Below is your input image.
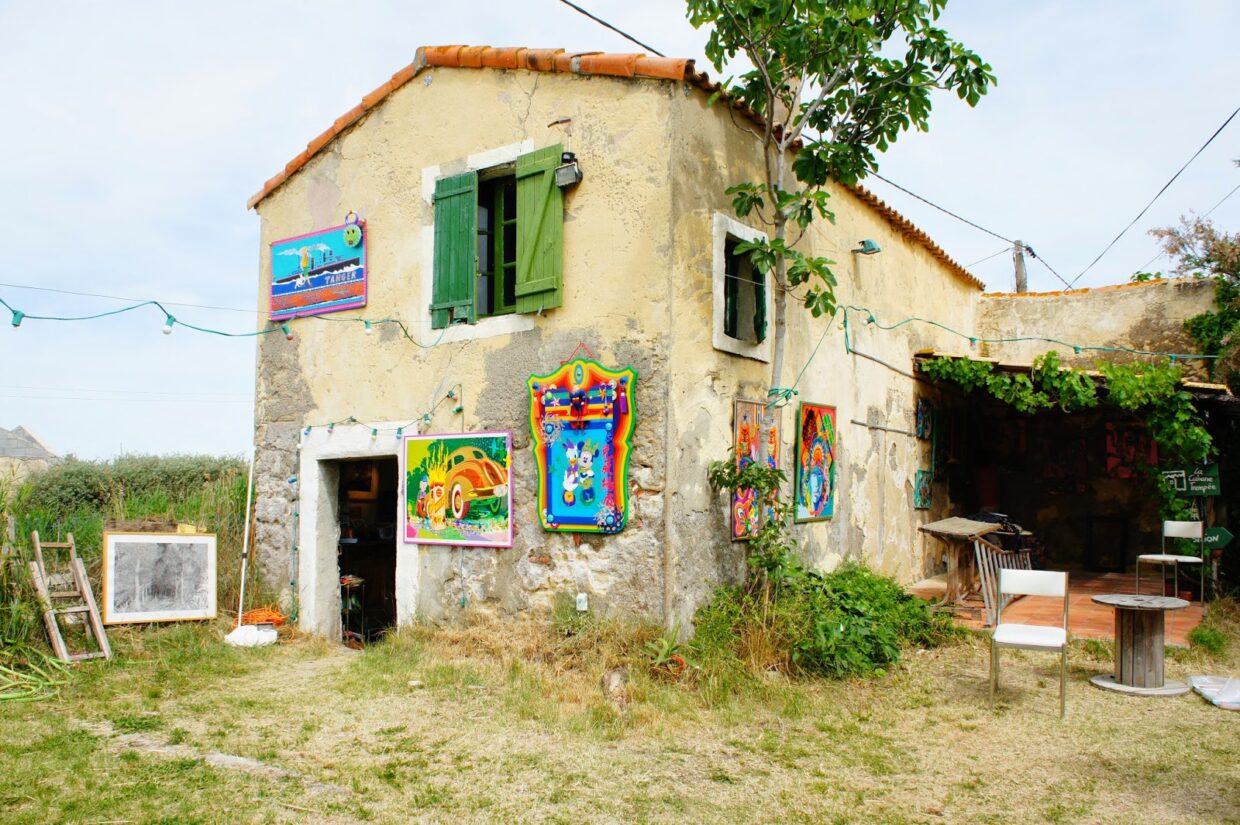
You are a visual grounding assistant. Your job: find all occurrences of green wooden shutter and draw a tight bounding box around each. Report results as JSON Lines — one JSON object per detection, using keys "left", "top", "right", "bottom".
{"left": 430, "top": 171, "right": 477, "bottom": 329}
{"left": 753, "top": 267, "right": 767, "bottom": 343}
{"left": 723, "top": 247, "right": 739, "bottom": 339}
{"left": 515, "top": 144, "right": 564, "bottom": 314}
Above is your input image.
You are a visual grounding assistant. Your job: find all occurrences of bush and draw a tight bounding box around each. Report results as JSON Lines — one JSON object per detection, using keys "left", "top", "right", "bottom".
{"left": 1187, "top": 625, "right": 1228, "bottom": 656}
{"left": 8, "top": 454, "right": 256, "bottom": 618}
{"left": 692, "top": 562, "right": 957, "bottom": 681}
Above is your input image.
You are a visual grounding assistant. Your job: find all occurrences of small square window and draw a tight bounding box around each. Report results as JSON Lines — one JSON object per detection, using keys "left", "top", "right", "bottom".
{"left": 723, "top": 237, "right": 766, "bottom": 345}
{"left": 712, "top": 213, "right": 772, "bottom": 362}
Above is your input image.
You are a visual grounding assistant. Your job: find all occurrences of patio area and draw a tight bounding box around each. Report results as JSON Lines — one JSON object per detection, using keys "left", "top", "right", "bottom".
{"left": 911, "top": 570, "right": 1205, "bottom": 646}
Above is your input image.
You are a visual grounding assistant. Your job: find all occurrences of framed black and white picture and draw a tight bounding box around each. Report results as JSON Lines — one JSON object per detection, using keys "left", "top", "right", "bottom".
{"left": 102, "top": 532, "right": 217, "bottom": 624}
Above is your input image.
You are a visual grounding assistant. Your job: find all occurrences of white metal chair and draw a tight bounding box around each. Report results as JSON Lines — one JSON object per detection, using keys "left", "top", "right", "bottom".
{"left": 1136, "top": 520, "right": 1204, "bottom": 602}
{"left": 990, "top": 568, "right": 1069, "bottom": 718}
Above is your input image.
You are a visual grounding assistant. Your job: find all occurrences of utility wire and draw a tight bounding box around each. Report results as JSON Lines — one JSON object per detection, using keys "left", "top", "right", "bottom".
{"left": 1072, "top": 103, "right": 1240, "bottom": 285}
{"left": 0, "top": 280, "right": 257, "bottom": 314}
{"left": 869, "top": 174, "right": 1075, "bottom": 290}
{"left": 554, "top": 0, "right": 665, "bottom": 56}
{"left": 965, "top": 246, "right": 1010, "bottom": 269}
{"left": 871, "top": 173, "right": 1013, "bottom": 245}
{"left": 1135, "top": 182, "right": 1240, "bottom": 275}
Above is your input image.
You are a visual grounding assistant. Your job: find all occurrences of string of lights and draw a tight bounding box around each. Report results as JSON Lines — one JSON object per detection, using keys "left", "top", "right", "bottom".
{"left": 299, "top": 383, "right": 464, "bottom": 441}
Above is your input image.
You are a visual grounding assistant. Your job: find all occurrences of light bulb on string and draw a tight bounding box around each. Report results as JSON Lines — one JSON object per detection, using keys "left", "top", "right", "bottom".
{"left": 10, "top": 309, "right": 24, "bottom": 328}
{"left": 364, "top": 320, "right": 373, "bottom": 335}
{"left": 281, "top": 323, "right": 293, "bottom": 341}
{"left": 162, "top": 315, "right": 176, "bottom": 335}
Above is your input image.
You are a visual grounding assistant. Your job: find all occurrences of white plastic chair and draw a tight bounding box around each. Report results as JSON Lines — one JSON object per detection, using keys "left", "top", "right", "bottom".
{"left": 990, "top": 568, "right": 1069, "bottom": 718}
{"left": 1136, "top": 520, "right": 1204, "bottom": 602}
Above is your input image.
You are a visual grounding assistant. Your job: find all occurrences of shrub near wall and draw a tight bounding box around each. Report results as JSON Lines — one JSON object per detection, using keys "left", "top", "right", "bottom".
{"left": 11, "top": 455, "right": 253, "bottom": 616}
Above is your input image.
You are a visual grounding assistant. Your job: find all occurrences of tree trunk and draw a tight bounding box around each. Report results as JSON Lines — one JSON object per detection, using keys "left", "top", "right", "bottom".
{"left": 769, "top": 214, "right": 789, "bottom": 396}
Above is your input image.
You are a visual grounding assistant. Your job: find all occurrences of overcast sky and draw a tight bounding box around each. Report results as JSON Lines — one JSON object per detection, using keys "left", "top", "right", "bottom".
{"left": 2, "top": 1, "right": 1237, "bottom": 460}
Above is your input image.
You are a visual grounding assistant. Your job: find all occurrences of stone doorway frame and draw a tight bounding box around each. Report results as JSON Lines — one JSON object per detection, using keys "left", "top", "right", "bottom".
{"left": 296, "top": 421, "right": 418, "bottom": 637}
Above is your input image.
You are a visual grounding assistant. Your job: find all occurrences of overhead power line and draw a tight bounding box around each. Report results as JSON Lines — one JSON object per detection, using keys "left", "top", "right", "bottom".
{"left": 555, "top": 0, "right": 665, "bottom": 56}
{"left": 0, "top": 280, "right": 257, "bottom": 314}
{"left": 871, "top": 173, "right": 1013, "bottom": 245}
{"left": 1072, "top": 102, "right": 1240, "bottom": 285}
{"left": 870, "top": 174, "right": 1074, "bottom": 290}
{"left": 965, "top": 246, "right": 1010, "bottom": 269}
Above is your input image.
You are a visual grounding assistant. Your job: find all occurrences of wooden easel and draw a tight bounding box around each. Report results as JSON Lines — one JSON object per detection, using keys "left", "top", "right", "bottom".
{"left": 29, "top": 531, "right": 111, "bottom": 662}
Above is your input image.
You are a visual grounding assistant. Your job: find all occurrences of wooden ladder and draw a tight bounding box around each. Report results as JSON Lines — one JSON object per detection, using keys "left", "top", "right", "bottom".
{"left": 29, "top": 531, "right": 112, "bottom": 662}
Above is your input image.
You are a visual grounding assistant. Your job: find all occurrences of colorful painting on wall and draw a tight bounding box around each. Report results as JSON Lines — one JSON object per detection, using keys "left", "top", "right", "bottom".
{"left": 528, "top": 359, "right": 637, "bottom": 534}
{"left": 732, "top": 400, "right": 781, "bottom": 540}
{"left": 269, "top": 218, "right": 367, "bottom": 321}
{"left": 794, "top": 402, "right": 836, "bottom": 522}
{"left": 913, "top": 469, "right": 932, "bottom": 509}
{"left": 915, "top": 398, "right": 934, "bottom": 440}
{"left": 402, "top": 432, "right": 512, "bottom": 548}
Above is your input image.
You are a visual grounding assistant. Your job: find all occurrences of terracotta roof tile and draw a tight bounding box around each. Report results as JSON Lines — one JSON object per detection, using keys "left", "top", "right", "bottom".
{"left": 244, "top": 45, "right": 980, "bottom": 292}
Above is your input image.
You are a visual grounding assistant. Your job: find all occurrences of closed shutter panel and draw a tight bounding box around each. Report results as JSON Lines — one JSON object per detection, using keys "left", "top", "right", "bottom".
{"left": 430, "top": 171, "right": 477, "bottom": 329}
{"left": 724, "top": 244, "right": 739, "bottom": 339}
{"left": 515, "top": 144, "right": 564, "bottom": 314}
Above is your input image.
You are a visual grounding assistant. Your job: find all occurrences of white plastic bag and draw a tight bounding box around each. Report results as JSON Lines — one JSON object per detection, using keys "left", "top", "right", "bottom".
{"left": 225, "top": 624, "right": 277, "bottom": 647}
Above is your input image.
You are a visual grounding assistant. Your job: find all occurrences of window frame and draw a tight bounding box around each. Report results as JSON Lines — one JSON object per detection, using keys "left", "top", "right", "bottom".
{"left": 712, "top": 212, "right": 773, "bottom": 363}
{"left": 419, "top": 141, "right": 538, "bottom": 344}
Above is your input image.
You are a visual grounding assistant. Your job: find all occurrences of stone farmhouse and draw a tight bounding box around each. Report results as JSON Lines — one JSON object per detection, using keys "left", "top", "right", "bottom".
{"left": 246, "top": 46, "right": 1217, "bottom": 638}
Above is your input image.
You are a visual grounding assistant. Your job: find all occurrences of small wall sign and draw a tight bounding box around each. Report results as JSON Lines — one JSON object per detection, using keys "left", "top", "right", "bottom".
{"left": 269, "top": 221, "right": 368, "bottom": 321}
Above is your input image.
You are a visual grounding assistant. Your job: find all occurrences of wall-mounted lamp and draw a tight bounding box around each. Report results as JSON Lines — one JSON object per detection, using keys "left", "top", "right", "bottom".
{"left": 851, "top": 239, "right": 881, "bottom": 255}
{"left": 555, "top": 151, "right": 583, "bottom": 188}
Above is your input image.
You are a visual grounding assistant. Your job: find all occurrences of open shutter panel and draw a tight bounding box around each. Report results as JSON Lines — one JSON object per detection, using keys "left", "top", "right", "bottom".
{"left": 753, "top": 267, "right": 767, "bottom": 343}
{"left": 430, "top": 171, "right": 478, "bottom": 329}
{"left": 515, "top": 144, "right": 564, "bottom": 314}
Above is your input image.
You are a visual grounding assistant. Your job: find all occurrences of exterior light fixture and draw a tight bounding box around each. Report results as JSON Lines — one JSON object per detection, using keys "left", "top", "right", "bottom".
{"left": 555, "top": 151, "right": 583, "bottom": 188}
{"left": 851, "top": 239, "right": 881, "bottom": 255}
{"left": 162, "top": 315, "right": 176, "bottom": 335}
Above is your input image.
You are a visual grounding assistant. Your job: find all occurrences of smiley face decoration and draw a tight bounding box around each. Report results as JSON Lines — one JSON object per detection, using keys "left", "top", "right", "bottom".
{"left": 342, "top": 211, "right": 363, "bottom": 248}
{"left": 528, "top": 359, "right": 637, "bottom": 534}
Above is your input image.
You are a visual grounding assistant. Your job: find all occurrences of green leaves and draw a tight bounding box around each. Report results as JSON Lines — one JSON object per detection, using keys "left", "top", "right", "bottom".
{"left": 924, "top": 352, "right": 1213, "bottom": 469}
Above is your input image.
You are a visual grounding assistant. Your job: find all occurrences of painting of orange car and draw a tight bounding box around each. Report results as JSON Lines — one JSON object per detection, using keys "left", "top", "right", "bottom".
{"left": 444, "top": 445, "right": 509, "bottom": 520}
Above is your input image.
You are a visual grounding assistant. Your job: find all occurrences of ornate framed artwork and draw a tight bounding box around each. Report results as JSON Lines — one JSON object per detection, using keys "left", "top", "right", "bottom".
{"left": 528, "top": 359, "right": 637, "bottom": 534}
{"left": 732, "top": 399, "right": 780, "bottom": 540}
{"left": 794, "top": 402, "right": 837, "bottom": 522}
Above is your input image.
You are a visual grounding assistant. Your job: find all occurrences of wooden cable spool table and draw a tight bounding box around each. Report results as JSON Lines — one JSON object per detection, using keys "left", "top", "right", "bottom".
{"left": 1089, "top": 594, "right": 1190, "bottom": 697}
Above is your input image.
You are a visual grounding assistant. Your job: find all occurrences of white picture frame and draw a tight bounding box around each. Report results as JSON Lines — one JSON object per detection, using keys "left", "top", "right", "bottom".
{"left": 102, "top": 532, "right": 217, "bottom": 624}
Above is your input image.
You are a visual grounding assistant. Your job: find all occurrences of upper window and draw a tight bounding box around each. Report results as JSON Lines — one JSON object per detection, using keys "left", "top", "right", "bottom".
{"left": 723, "top": 237, "right": 766, "bottom": 345}
{"left": 712, "top": 213, "right": 772, "bottom": 362}
{"left": 430, "top": 144, "right": 565, "bottom": 329}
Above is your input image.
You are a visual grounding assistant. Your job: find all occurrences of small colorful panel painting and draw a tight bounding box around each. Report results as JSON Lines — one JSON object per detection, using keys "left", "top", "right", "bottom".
{"left": 528, "top": 359, "right": 637, "bottom": 534}
{"left": 402, "top": 432, "right": 512, "bottom": 548}
{"left": 732, "top": 400, "right": 781, "bottom": 540}
{"left": 794, "top": 403, "right": 836, "bottom": 522}
{"left": 269, "top": 219, "right": 367, "bottom": 321}
{"left": 913, "top": 469, "right": 932, "bottom": 509}
{"left": 915, "top": 398, "right": 933, "bottom": 440}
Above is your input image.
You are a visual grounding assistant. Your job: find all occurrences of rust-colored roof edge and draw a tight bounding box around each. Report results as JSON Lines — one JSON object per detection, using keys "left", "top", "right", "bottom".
{"left": 842, "top": 184, "right": 983, "bottom": 292}
{"left": 983, "top": 277, "right": 1200, "bottom": 299}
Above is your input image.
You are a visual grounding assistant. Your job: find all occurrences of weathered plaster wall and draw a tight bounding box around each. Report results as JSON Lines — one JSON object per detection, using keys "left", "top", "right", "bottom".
{"left": 663, "top": 89, "right": 984, "bottom": 628}
{"left": 977, "top": 279, "right": 1216, "bottom": 378}
{"left": 253, "top": 68, "right": 677, "bottom": 625}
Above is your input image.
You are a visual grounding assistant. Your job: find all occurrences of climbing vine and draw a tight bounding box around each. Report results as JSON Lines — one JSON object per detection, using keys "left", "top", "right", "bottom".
{"left": 921, "top": 352, "right": 1212, "bottom": 520}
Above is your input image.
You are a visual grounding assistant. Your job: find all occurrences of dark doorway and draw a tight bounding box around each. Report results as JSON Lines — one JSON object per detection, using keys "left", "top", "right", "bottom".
{"left": 337, "top": 457, "right": 399, "bottom": 644}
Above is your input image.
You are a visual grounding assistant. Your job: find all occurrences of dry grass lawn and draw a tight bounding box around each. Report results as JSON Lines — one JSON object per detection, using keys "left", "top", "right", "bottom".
{"left": 2, "top": 607, "right": 1238, "bottom": 825}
